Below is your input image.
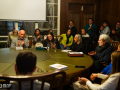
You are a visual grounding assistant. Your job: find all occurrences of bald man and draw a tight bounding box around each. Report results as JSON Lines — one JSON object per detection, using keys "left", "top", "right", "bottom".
{"left": 11, "top": 30, "right": 29, "bottom": 48}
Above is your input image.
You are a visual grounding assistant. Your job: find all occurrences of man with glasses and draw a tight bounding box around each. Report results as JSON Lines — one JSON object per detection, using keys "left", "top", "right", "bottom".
{"left": 111, "top": 22, "right": 120, "bottom": 41}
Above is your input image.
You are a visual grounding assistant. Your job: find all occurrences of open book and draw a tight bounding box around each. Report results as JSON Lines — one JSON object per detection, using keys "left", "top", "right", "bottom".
{"left": 49, "top": 64, "right": 68, "bottom": 70}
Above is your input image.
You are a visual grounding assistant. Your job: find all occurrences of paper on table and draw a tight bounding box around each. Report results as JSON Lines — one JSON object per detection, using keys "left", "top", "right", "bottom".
{"left": 16, "top": 47, "right": 23, "bottom": 50}
{"left": 69, "top": 52, "right": 83, "bottom": 54}
{"left": 61, "top": 50, "right": 72, "bottom": 52}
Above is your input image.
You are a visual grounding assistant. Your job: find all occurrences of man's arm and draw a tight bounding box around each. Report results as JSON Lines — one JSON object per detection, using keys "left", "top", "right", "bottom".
{"left": 102, "top": 27, "right": 110, "bottom": 34}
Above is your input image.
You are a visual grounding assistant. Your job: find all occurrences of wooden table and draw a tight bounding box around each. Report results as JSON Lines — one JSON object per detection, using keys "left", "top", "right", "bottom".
{"left": 0, "top": 48, "right": 93, "bottom": 85}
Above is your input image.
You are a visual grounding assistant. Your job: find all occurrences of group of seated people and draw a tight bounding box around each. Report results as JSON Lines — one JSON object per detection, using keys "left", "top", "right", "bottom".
{"left": 4, "top": 18, "right": 120, "bottom": 90}
{"left": 8, "top": 42, "right": 120, "bottom": 90}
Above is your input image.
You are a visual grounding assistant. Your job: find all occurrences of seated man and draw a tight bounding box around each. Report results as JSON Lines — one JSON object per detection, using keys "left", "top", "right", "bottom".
{"left": 11, "top": 51, "right": 50, "bottom": 90}
{"left": 88, "top": 34, "right": 113, "bottom": 73}
{"left": 10, "top": 30, "right": 29, "bottom": 48}
{"left": 111, "top": 22, "right": 120, "bottom": 41}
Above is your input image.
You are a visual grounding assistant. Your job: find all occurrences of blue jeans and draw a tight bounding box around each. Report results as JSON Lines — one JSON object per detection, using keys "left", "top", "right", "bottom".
{"left": 60, "top": 43, "right": 70, "bottom": 50}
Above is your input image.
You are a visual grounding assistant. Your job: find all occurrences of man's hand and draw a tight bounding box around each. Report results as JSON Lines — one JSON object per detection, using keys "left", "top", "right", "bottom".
{"left": 100, "top": 26, "right": 103, "bottom": 30}
{"left": 18, "top": 40, "right": 21, "bottom": 46}
{"left": 78, "top": 77, "right": 88, "bottom": 85}
{"left": 90, "top": 73, "right": 98, "bottom": 81}
{"left": 22, "top": 40, "right": 25, "bottom": 45}
{"left": 112, "top": 30, "right": 115, "bottom": 34}
{"left": 88, "top": 51, "right": 96, "bottom": 56}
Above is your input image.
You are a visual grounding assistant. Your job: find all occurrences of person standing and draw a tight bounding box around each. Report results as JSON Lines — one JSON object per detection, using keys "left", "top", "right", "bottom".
{"left": 111, "top": 22, "right": 120, "bottom": 41}
{"left": 84, "top": 18, "right": 97, "bottom": 51}
{"left": 99, "top": 21, "right": 110, "bottom": 35}
{"left": 66, "top": 20, "right": 77, "bottom": 38}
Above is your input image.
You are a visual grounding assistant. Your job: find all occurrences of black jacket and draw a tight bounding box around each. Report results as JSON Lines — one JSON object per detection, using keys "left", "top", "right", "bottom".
{"left": 43, "top": 39, "right": 60, "bottom": 49}
{"left": 70, "top": 43, "right": 84, "bottom": 52}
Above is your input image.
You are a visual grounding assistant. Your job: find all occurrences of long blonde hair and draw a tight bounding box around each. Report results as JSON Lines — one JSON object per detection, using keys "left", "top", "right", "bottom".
{"left": 101, "top": 51, "right": 120, "bottom": 89}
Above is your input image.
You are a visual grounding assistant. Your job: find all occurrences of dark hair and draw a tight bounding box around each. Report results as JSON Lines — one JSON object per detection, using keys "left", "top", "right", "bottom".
{"left": 69, "top": 20, "right": 74, "bottom": 24}
{"left": 47, "top": 32, "right": 54, "bottom": 43}
{"left": 16, "top": 51, "right": 37, "bottom": 75}
{"left": 103, "top": 21, "right": 108, "bottom": 24}
{"left": 117, "top": 21, "right": 120, "bottom": 23}
{"left": 66, "top": 28, "right": 71, "bottom": 32}
{"left": 34, "top": 29, "right": 40, "bottom": 36}
{"left": 88, "top": 18, "right": 94, "bottom": 22}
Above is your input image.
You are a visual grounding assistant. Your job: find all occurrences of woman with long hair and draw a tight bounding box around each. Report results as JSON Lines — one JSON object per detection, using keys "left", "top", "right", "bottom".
{"left": 73, "top": 51, "right": 120, "bottom": 90}
{"left": 32, "top": 29, "right": 44, "bottom": 46}
{"left": 43, "top": 32, "right": 60, "bottom": 49}
{"left": 60, "top": 28, "right": 73, "bottom": 49}
{"left": 70, "top": 34, "right": 84, "bottom": 52}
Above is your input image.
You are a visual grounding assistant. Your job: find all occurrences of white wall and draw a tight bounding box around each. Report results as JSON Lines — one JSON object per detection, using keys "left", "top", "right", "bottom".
{"left": 0, "top": 0, "right": 46, "bottom": 21}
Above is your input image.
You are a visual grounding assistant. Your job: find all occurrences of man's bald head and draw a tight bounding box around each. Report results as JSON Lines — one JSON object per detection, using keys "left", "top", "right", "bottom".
{"left": 19, "top": 30, "right": 25, "bottom": 39}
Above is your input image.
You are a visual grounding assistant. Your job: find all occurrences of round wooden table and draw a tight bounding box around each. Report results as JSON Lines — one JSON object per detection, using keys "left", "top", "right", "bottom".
{"left": 0, "top": 48, "right": 93, "bottom": 85}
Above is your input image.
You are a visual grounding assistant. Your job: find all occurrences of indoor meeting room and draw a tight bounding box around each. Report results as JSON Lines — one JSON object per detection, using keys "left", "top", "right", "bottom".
{"left": 0, "top": 0, "right": 120, "bottom": 90}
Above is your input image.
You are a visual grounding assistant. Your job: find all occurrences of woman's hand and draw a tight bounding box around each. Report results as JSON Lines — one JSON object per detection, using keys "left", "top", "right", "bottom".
{"left": 37, "top": 35, "right": 40, "bottom": 38}
{"left": 90, "top": 73, "right": 98, "bottom": 81}
{"left": 64, "top": 45, "right": 67, "bottom": 48}
{"left": 78, "top": 77, "right": 88, "bottom": 85}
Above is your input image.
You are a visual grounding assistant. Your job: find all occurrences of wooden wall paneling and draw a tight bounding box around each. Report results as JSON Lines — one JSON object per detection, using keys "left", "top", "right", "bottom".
{"left": 100, "top": 0, "right": 120, "bottom": 30}
{"left": 60, "top": 0, "right": 68, "bottom": 34}
{"left": 60, "top": 0, "right": 102, "bottom": 35}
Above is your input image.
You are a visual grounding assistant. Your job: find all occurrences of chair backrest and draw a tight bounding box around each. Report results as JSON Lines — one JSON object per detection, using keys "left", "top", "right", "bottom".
{"left": 29, "top": 37, "right": 33, "bottom": 47}
{"left": 110, "top": 41, "right": 120, "bottom": 51}
{"left": 0, "top": 70, "right": 66, "bottom": 90}
{"left": 10, "top": 34, "right": 29, "bottom": 42}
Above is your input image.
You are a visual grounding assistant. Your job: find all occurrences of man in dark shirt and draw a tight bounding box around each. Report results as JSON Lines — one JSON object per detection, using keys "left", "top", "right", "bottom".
{"left": 66, "top": 20, "right": 77, "bottom": 37}
{"left": 89, "top": 34, "right": 113, "bottom": 73}
{"left": 111, "top": 22, "right": 120, "bottom": 41}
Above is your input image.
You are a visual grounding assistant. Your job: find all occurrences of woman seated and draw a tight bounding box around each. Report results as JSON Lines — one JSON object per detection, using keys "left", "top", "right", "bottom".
{"left": 81, "top": 29, "right": 90, "bottom": 54}
{"left": 43, "top": 32, "right": 60, "bottom": 49}
{"left": 70, "top": 34, "right": 84, "bottom": 52}
{"left": 32, "top": 29, "right": 44, "bottom": 46}
{"left": 73, "top": 51, "right": 120, "bottom": 90}
{"left": 81, "top": 29, "right": 90, "bottom": 37}
{"left": 60, "top": 28, "right": 73, "bottom": 49}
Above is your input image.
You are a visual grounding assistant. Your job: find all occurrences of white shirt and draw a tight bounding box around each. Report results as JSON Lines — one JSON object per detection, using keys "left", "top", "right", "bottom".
{"left": 82, "top": 33, "right": 90, "bottom": 37}
{"left": 86, "top": 73, "right": 120, "bottom": 90}
{"left": 10, "top": 80, "right": 50, "bottom": 90}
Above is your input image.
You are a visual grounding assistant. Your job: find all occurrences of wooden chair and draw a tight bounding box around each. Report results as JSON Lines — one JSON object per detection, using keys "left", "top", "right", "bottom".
{"left": 29, "top": 37, "right": 33, "bottom": 47}
{"left": 0, "top": 70, "right": 66, "bottom": 90}
{"left": 10, "top": 34, "right": 29, "bottom": 43}
{"left": 110, "top": 41, "right": 120, "bottom": 51}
